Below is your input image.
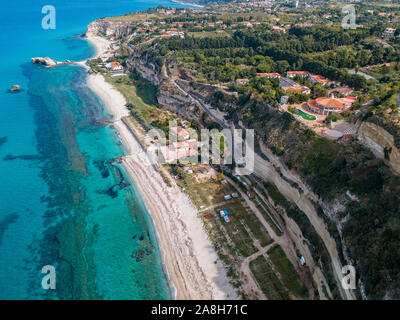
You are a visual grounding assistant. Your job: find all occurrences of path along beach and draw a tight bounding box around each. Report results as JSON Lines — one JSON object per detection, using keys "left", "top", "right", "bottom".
{"left": 82, "top": 32, "right": 238, "bottom": 300}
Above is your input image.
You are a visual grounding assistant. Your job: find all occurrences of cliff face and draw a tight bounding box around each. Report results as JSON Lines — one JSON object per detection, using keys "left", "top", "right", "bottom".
{"left": 86, "top": 18, "right": 133, "bottom": 38}
{"left": 126, "top": 51, "right": 162, "bottom": 85}
{"left": 157, "top": 81, "right": 203, "bottom": 121}
{"left": 84, "top": 19, "right": 360, "bottom": 299}
{"left": 126, "top": 54, "right": 202, "bottom": 120}
{"left": 253, "top": 142, "right": 355, "bottom": 300}
{"left": 358, "top": 122, "right": 400, "bottom": 175}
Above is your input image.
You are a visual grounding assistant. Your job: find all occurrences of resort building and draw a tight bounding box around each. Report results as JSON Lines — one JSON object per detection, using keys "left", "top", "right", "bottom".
{"left": 158, "top": 139, "right": 198, "bottom": 163}
{"left": 170, "top": 126, "right": 190, "bottom": 140}
{"left": 236, "top": 78, "right": 249, "bottom": 85}
{"left": 280, "top": 77, "right": 310, "bottom": 95}
{"left": 308, "top": 74, "right": 332, "bottom": 86}
{"left": 272, "top": 25, "right": 286, "bottom": 33}
{"left": 328, "top": 87, "right": 353, "bottom": 96}
{"left": 257, "top": 72, "right": 281, "bottom": 78}
{"left": 287, "top": 71, "right": 311, "bottom": 78}
{"left": 106, "top": 61, "right": 123, "bottom": 71}
{"left": 281, "top": 86, "right": 311, "bottom": 95}
{"left": 162, "top": 29, "right": 185, "bottom": 39}
{"left": 305, "top": 97, "right": 352, "bottom": 115}
{"left": 382, "top": 27, "right": 396, "bottom": 38}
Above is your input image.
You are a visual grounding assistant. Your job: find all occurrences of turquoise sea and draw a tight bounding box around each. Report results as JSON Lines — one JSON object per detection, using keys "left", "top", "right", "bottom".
{"left": 0, "top": 0, "right": 186, "bottom": 299}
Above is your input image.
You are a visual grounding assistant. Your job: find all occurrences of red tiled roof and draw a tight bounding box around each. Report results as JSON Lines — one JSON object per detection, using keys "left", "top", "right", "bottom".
{"left": 310, "top": 74, "right": 331, "bottom": 84}
{"left": 287, "top": 71, "right": 311, "bottom": 76}
{"left": 257, "top": 73, "right": 281, "bottom": 77}
{"left": 171, "top": 126, "right": 189, "bottom": 137}
{"left": 308, "top": 97, "right": 346, "bottom": 110}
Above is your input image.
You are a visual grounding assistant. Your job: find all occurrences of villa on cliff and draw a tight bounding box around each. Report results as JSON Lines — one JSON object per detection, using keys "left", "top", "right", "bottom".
{"left": 170, "top": 126, "right": 190, "bottom": 140}
{"left": 257, "top": 72, "right": 281, "bottom": 78}
{"left": 304, "top": 96, "right": 355, "bottom": 115}
{"left": 158, "top": 139, "right": 199, "bottom": 164}
{"left": 287, "top": 71, "right": 310, "bottom": 78}
{"left": 279, "top": 77, "right": 311, "bottom": 95}
{"left": 236, "top": 78, "right": 249, "bottom": 85}
{"left": 106, "top": 61, "right": 123, "bottom": 71}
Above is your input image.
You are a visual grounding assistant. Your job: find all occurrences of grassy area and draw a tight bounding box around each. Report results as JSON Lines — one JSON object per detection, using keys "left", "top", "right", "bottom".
{"left": 249, "top": 255, "right": 290, "bottom": 300}
{"left": 214, "top": 199, "right": 272, "bottom": 249}
{"left": 208, "top": 203, "right": 257, "bottom": 258}
{"left": 265, "top": 182, "right": 287, "bottom": 205}
{"left": 171, "top": 166, "right": 234, "bottom": 208}
{"left": 187, "top": 30, "right": 230, "bottom": 38}
{"left": 106, "top": 74, "right": 175, "bottom": 133}
{"left": 268, "top": 245, "right": 308, "bottom": 299}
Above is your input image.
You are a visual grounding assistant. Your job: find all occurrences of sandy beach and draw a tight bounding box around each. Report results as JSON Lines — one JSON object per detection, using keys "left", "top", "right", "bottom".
{"left": 83, "top": 32, "right": 238, "bottom": 300}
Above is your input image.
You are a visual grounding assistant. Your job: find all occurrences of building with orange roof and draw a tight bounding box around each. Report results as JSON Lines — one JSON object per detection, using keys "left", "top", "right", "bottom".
{"left": 257, "top": 72, "right": 281, "bottom": 78}
{"left": 308, "top": 74, "right": 332, "bottom": 86}
{"left": 170, "top": 126, "right": 190, "bottom": 140}
{"left": 159, "top": 139, "right": 198, "bottom": 163}
{"left": 236, "top": 78, "right": 249, "bottom": 85}
{"left": 105, "top": 61, "right": 123, "bottom": 71}
{"left": 305, "top": 97, "right": 352, "bottom": 115}
{"left": 281, "top": 86, "right": 311, "bottom": 95}
{"left": 287, "top": 71, "right": 311, "bottom": 78}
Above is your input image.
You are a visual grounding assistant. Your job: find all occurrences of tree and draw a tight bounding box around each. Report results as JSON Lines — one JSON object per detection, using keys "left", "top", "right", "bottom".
{"left": 276, "top": 60, "right": 290, "bottom": 74}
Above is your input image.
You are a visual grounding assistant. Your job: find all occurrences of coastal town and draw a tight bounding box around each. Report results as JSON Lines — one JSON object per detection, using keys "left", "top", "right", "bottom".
{"left": 6, "top": 0, "right": 398, "bottom": 303}
{"left": 76, "top": 0, "right": 400, "bottom": 301}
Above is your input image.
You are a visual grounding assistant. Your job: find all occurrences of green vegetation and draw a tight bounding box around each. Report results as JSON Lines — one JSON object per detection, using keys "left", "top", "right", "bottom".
{"left": 107, "top": 0, "right": 400, "bottom": 299}
{"left": 268, "top": 246, "right": 308, "bottom": 299}
{"left": 214, "top": 200, "right": 273, "bottom": 248}
{"left": 250, "top": 254, "right": 289, "bottom": 300}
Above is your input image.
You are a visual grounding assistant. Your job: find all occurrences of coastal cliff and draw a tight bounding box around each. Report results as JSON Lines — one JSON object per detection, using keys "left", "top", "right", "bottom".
{"left": 357, "top": 121, "right": 400, "bottom": 175}
{"left": 84, "top": 16, "right": 400, "bottom": 300}
{"left": 126, "top": 50, "right": 163, "bottom": 85}
{"left": 85, "top": 19, "right": 352, "bottom": 299}
{"left": 86, "top": 18, "right": 133, "bottom": 38}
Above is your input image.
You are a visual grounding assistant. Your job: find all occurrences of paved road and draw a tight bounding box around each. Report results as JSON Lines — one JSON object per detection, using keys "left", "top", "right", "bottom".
{"left": 174, "top": 80, "right": 354, "bottom": 300}
{"left": 172, "top": 79, "right": 228, "bottom": 129}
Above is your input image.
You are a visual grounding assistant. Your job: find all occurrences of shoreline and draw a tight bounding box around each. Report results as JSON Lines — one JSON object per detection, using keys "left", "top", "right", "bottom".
{"left": 82, "top": 32, "right": 238, "bottom": 300}
{"left": 170, "top": 0, "right": 204, "bottom": 8}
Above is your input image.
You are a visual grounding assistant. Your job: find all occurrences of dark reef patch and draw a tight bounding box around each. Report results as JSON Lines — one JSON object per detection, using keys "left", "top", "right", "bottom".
{"left": 93, "top": 160, "right": 110, "bottom": 179}
{"left": 0, "top": 136, "right": 7, "bottom": 147}
{"left": 3, "top": 154, "right": 40, "bottom": 161}
{"left": 0, "top": 212, "right": 19, "bottom": 246}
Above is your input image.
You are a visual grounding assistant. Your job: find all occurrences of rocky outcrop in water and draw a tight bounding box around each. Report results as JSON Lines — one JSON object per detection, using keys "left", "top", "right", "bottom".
{"left": 10, "top": 85, "right": 21, "bottom": 92}
{"left": 31, "top": 57, "right": 59, "bottom": 68}
{"left": 31, "top": 57, "right": 74, "bottom": 68}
